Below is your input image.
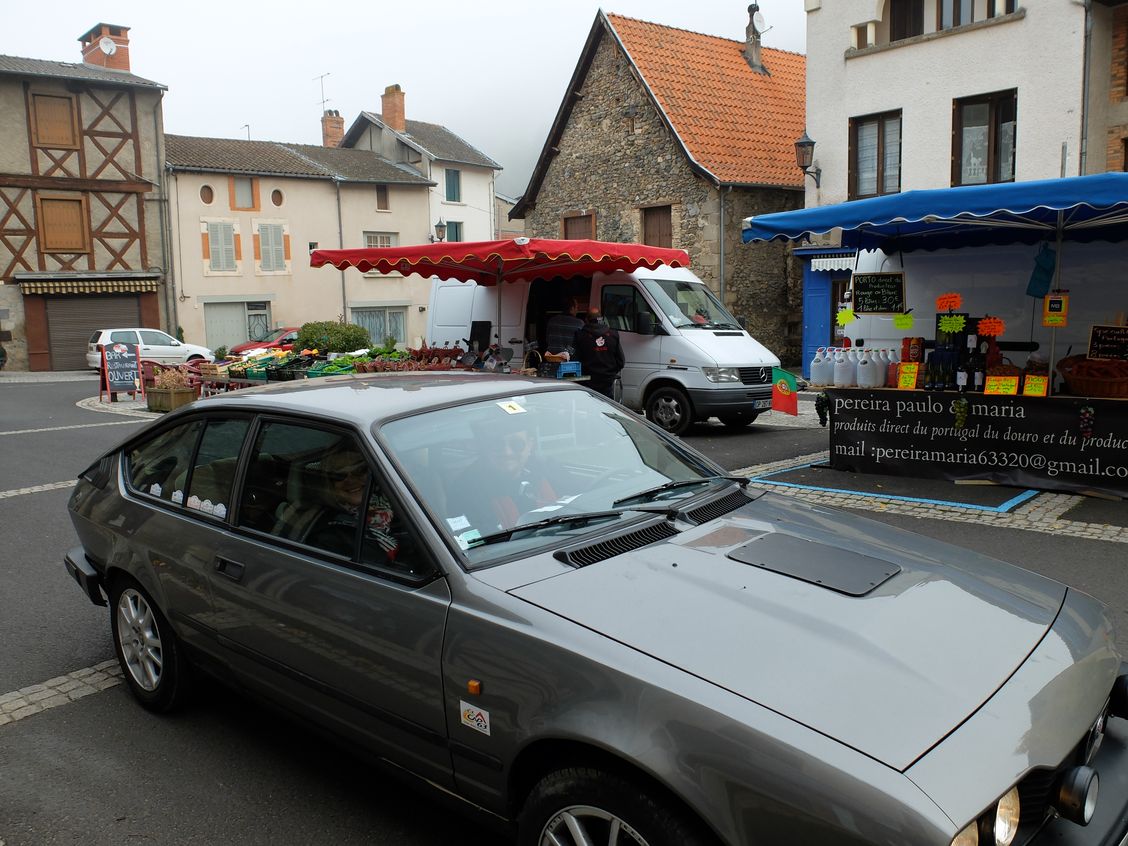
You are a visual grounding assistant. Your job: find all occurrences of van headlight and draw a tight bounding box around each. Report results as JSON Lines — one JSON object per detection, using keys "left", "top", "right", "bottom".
{"left": 702, "top": 366, "right": 740, "bottom": 383}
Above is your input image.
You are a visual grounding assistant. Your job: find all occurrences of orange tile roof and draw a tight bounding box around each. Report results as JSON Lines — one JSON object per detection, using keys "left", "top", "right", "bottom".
{"left": 607, "top": 13, "right": 806, "bottom": 188}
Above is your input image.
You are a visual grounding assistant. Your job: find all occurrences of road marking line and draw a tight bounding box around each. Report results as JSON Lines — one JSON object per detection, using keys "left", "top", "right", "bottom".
{"left": 0, "top": 660, "right": 121, "bottom": 729}
{"left": 0, "top": 419, "right": 142, "bottom": 436}
{"left": 0, "top": 480, "right": 77, "bottom": 499}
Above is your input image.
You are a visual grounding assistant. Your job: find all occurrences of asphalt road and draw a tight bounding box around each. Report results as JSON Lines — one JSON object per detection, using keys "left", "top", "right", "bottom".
{"left": 1, "top": 379, "right": 1126, "bottom": 845}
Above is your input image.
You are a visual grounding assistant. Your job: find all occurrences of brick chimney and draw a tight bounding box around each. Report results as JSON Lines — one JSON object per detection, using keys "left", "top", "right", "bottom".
{"left": 321, "top": 109, "right": 344, "bottom": 147}
{"left": 743, "top": 4, "right": 766, "bottom": 74}
{"left": 381, "top": 84, "right": 406, "bottom": 133}
{"left": 79, "top": 23, "right": 131, "bottom": 72}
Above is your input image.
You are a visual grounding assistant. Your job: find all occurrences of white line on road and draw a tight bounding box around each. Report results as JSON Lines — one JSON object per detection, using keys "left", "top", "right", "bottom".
{"left": 0, "top": 480, "right": 77, "bottom": 499}
{"left": 0, "top": 660, "right": 121, "bottom": 730}
{"left": 0, "top": 419, "right": 143, "bottom": 436}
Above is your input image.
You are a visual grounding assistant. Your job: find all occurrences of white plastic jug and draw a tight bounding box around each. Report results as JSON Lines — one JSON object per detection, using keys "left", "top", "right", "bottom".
{"left": 809, "top": 348, "right": 826, "bottom": 386}
{"left": 856, "top": 349, "right": 883, "bottom": 388}
{"left": 812, "top": 349, "right": 835, "bottom": 386}
{"left": 833, "top": 349, "right": 855, "bottom": 387}
{"left": 875, "top": 349, "right": 890, "bottom": 386}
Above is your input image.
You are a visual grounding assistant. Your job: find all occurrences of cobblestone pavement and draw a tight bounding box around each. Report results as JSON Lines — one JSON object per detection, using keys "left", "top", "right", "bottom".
{"left": 735, "top": 450, "right": 1128, "bottom": 545}
{"left": 0, "top": 660, "right": 121, "bottom": 727}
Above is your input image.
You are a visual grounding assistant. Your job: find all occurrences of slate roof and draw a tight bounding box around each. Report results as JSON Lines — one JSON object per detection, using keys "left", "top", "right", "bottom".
{"left": 358, "top": 113, "right": 500, "bottom": 170}
{"left": 164, "top": 135, "right": 434, "bottom": 185}
{"left": 607, "top": 14, "right": 806, "bottom": 187}
{"left": 0, "top": 53, "right": 165, "bottom": 89}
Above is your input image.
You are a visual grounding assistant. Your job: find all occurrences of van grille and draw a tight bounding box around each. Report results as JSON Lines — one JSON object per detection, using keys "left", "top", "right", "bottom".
{"left": 556, "top": 522, "right": 679, "bottom": 567}
{"left": 685, "top": 490, "right": 751, "bottom": 524}
{"left": 738, "top": 367, "right": 771, "bottom": 385}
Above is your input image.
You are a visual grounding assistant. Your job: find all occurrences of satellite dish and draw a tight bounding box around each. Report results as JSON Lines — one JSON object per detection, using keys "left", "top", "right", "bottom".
{"left": 752, "top": 10, "right": 767, "bottom": 33}
{"left": 98, "top": 36, "right": 117, "bottom": 56}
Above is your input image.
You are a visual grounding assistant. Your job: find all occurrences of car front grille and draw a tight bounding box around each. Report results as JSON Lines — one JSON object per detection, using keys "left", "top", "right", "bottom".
{"left": 738, "top": 367, "right": 771, "bottom": 385}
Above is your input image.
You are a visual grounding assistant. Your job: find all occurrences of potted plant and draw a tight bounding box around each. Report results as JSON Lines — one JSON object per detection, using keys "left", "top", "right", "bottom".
{"left": 146, "top": 366, "right": 197, "bottom": 413}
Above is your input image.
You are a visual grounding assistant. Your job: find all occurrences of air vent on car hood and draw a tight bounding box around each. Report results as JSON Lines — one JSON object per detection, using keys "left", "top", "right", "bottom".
{"left": 684, "top": 489, "right": 753, "bottom": 524}
{"left": 554, "top": 520, "right": 679, "bottom": 567}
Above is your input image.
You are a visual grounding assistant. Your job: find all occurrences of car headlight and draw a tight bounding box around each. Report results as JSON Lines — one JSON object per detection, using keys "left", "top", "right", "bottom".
{"left": 702, "top": 366, "right": 740, "bottom": 383}
{"left": 992, "top": 786, "right": 1020, "bottom": 845}
{"left": 950, "top": 820, "right": 977, "bottom": 846}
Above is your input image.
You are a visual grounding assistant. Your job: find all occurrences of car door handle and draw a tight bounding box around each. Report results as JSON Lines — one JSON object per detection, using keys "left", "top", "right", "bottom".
{"left": 214, "top": 557, "right": 245, "bottom": 582}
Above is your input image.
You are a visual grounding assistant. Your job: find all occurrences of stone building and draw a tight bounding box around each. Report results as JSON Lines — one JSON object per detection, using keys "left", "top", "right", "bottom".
{"left": 511, "top": 9, "right": 806, "bottom": 362}
{"left": 0, "top": 24, "right": 168, "bottom": 371}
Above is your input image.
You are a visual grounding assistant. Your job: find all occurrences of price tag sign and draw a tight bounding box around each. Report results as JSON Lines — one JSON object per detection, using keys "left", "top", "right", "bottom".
{"left": 896, "top": 363, "right": 919, "bottom": 390}
{"left": 1022, "top": 375, "right": 1049, "bottom": 396}
{"left": 984, "top": 375, "right": 1019, "bottom": 395}
{"left": 1042, "top": 294, "right": 1069, "bottom": 328}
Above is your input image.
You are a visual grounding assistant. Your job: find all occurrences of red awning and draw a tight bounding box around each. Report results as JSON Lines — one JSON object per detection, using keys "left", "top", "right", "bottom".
{"left": 310, "top": 237, "right": 690, "bottom": 285}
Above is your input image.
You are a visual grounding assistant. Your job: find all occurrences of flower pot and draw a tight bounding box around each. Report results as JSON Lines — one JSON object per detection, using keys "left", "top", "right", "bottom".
{"left": 146, "top": 386, "right": 197, "bottom": 413}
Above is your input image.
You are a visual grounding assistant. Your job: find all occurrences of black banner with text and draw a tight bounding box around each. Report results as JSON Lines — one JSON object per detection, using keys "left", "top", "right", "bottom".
{"left": 827, "top": 389, "right": 1128, "bottom": 499}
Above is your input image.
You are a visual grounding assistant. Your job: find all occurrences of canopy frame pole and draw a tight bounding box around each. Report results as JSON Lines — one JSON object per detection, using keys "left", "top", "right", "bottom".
{"left": 1049, "top": 210, "right": 1064, "bottom": 396}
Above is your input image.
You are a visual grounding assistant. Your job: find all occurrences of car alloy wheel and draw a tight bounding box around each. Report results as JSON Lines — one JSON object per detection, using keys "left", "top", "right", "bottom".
{"left": 540, "top": 805, "right": 649, "bottom": 845}
{"left": 116, "top": 586, "right": 163, "bottom": 691}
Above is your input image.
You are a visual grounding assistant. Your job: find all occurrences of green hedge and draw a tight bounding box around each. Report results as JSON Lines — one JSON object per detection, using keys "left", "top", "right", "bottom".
{"left": 295, "top": 321, "right": 372, "bottom": 354}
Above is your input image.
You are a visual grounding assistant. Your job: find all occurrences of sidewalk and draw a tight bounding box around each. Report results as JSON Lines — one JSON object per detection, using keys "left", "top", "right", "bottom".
{"left": 0, "top": 369, "right": 98, "bottom": 384}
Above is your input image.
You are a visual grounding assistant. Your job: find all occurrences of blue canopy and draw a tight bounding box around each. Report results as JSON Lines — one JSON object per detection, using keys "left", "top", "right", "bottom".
{"left": 741, "top": 173, "right": 1128, "bottom": 252}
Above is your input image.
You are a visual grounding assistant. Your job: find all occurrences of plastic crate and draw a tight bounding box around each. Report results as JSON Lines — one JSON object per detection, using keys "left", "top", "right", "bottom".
{"left": 556, "top": 361, "right": 582, "bottom": 378}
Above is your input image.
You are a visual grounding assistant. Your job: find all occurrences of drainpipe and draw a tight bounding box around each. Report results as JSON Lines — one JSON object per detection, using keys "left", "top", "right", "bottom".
{"left": 1079, "top": 0, "right": 1092, "bottom": 175}
{"left": 335, "top": 177, "right": 346, "bottom": 317}
{"left": 152, "top": 90, "right": 178, "bottom": 334}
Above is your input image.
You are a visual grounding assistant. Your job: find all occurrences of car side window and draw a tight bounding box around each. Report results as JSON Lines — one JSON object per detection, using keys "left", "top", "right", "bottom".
{"left": 182, "top": 418, "right": 250, "bottom": 520}
{"left": 140, "top": 330, "right": 171, "bottom": 346}
{"left": 126, "top": 421, "right": 204, "bottom": 503}
{"left": 109, "top": 330, "right": 139, "bottom": 345}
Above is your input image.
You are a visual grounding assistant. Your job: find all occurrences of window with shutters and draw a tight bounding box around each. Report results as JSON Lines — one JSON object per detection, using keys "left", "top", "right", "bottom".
{"left": 849, "top": 111, "right": 901, "bottom": 200}
{"left": 376, "top": 185, "right": 389, "bottom": 211}
{"left": 36, "top": 194, "right": 90, "bottom": 253}
{"left": 562, "top": 213, "right": 595, "bottom": 240}
{"left": 257, "top": 222, "right": 288, "bottom": 273}
{"left": 30, "top": 93, "right": 79, "bottom": 149}
{"left": 206, "top": 221, "right": 238, "bottom": 272}
{"left": 641, "top": 206, "right": 673, "bottom": 248}
{"left": 444, "top": 169, "right": 461, "bottom": 202}
{"left": 445, "top": 221, "right": 463, "bottom": 242}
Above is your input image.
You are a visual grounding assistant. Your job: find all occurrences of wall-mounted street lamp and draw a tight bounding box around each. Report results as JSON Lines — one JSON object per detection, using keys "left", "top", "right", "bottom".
{"left": 430, "top": 218, "right": 447, "bottom": 243}
{"left": 795, "top": 131, "right": 821, "bottom": 189}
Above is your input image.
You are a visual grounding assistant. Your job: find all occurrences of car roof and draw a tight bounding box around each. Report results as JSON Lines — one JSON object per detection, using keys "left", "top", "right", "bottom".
{"left": 194, "top": 372, "right": 587, "bottom": 428}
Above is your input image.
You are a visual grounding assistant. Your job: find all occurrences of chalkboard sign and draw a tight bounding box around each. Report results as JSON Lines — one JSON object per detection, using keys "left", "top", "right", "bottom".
{"left": 101, "top": 343, "right": 140, "bottom": 392}
{"left": 1087, "top": 325, "right": 1128, "bottom": 361}
{"left": 851, "top": 272, "right": 906, "bottom": 314}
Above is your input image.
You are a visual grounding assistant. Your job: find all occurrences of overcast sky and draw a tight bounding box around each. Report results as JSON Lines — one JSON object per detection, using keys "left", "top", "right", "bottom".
{"left": 4, "top": 1, "right": 807, "bottom": 197}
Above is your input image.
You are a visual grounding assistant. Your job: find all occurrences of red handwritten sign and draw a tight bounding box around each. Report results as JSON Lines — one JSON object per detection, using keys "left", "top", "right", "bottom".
{"left": 977, "top": 316, "right": 1006, "bottom": 337}
{"left": 936, "top": 292, "right": 963, "bottom": 312}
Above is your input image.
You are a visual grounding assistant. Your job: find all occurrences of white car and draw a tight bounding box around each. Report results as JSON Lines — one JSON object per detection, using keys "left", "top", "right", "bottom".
{"left": 86, "top": 328, "right": 212, "bottom": 369}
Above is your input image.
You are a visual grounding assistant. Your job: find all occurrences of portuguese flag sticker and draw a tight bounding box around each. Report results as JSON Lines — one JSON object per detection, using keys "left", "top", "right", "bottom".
{"left": 771, "top": 367, "right": 798, "bottom": 416}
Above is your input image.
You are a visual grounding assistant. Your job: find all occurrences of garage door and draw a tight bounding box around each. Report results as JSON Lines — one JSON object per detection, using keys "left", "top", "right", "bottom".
{"left": 46, "top": 295, "right": 140, "bottom": 370}
{"left": 204, "top": 302, "right": 248, "bottom": 350}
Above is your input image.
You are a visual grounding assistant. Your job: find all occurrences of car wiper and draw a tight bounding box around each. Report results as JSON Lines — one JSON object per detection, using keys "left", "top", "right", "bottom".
{"left": 613, "top": 475, "right": 747, "bottom": 507}
{"left": 467, "top": 510, "right": 628, "bottom": 548}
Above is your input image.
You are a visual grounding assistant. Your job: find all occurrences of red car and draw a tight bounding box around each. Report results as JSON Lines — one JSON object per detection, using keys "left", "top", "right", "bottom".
{"left": 228, "top": 327, "right": 300, "bottom": 356}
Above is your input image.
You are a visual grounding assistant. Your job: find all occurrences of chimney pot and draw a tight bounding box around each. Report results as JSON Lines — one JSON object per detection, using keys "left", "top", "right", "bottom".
{"left": 381, "top": 84, "right": 406, "bottom": 133}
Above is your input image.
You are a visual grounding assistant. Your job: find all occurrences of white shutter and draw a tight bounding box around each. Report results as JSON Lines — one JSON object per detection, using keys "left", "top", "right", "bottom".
{"left": 209, "top": 222, "right": 236, "bottom": 271}
{"left": 260, "top": 224, "right": 286, "bottom": 271}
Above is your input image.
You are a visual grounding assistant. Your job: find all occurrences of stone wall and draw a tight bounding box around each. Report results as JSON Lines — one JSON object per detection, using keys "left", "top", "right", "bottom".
{"left": 523, "top": 31, "right": 803, "bottom": 364}
{"left": 0, "top": 284, "right": 26, "bottom": 370}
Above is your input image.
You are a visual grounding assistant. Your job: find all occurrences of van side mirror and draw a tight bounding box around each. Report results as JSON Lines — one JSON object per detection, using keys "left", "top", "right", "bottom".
{"left": 635, "top": 312, "right": 656, "bottom": 335}
{"left": 737, "top": 315, "right": 747, "bottom": 329}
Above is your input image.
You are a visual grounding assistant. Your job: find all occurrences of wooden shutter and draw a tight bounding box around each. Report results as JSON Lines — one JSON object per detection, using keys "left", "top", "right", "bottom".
{"left": 32, "top": 94, "right": 78, "bottom": 148}
{"left": 445, "top": 169, "right": 461, "bottom": 202}
{"left": 38, "top": 196, "right": 88, "bottom": 252}
{"left": 260, "top": 224, "right": 285, "bottom": 271}
{"left": 642, "top": 206, "right": 672, "bottom": 248}
{"left": 563, "top": 214, "right": 593, "bottom": 240}
{"left": 208, "top": 222, "right": 236, "bottom": 271}
{"left": 376, "top": 185, "right": 389, "bottom": 210}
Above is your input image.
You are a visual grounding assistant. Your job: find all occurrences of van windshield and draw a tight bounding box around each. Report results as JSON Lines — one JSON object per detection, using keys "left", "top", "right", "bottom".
{"left": 640, "top": 279, "right": 742, "bottom": 330}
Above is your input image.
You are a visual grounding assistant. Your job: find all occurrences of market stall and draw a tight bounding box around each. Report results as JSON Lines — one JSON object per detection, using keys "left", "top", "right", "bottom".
{"left": 742, "top": 173, "right": 1128, "bottom": 498}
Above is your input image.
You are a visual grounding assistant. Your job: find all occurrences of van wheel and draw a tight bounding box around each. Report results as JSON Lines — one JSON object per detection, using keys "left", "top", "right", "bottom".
{"left": 517, "top": 767, "right": 713, "bottom": 846}
{"left": 719, "top": 412, "right": 758, "bottom": 428}
{"left": 646, "top": 387, "right": 693, "bottom": 435}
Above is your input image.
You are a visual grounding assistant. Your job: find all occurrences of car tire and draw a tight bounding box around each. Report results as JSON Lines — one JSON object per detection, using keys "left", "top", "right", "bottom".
{"left": 109, "top": 575, "right": 189, "bottom": 713}
{"left": 187, "top": 355, "right": 205, "bottom": 363}
{"left": 645, "top": 386, "right": 693, "bottom": 436}
{"left": 517, "top": 767, "right": 714, "bottom": 846}
{"left": 719, "top": 411, "right": 759, "bottom": 428}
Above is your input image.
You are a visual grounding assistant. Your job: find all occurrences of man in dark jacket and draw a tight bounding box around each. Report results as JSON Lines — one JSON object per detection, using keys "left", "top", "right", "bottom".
{"left": 573, "top": 309, "right": 625, "bottom": 399}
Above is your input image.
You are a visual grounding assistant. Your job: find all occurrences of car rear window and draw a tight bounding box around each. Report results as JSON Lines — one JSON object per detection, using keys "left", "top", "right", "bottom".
{"left": 89, "top": 332, "right": 102, "bottom": 344}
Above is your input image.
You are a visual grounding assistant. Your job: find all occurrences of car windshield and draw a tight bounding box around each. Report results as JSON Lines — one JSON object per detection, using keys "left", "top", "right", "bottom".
{"left": 641, "top": 278, "right": 743, "bottom": 330}
{"left": 253, "top": 328, "right": 290, "bottom": 344}
{"left": 379, "top": 389, "right": 731, "bottom": 568}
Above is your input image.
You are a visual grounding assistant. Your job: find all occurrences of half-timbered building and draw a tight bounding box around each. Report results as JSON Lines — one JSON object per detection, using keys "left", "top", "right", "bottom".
{"left": 0, "top": 24, "right": 168, "bottom": 371}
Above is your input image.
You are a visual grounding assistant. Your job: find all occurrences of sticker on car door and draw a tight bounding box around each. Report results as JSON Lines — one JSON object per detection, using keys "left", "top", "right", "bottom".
{"left": 460, "top": 700, "right": 491, "bottom": 735}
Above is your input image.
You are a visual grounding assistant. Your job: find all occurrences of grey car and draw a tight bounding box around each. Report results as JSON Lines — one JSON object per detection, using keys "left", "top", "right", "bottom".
{"left": 65, "top": 373, "right": 1128, "bottom": 846}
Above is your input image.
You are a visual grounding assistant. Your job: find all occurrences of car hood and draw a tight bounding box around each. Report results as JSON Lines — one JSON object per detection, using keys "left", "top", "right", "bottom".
{"left": 507, "top": 494, "right": 1065, "bottom": 770}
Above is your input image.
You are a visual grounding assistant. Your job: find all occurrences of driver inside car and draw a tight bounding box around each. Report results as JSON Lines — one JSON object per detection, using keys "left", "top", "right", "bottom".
{"left": 453, "top": 420, "right": 558, "bottom": 534}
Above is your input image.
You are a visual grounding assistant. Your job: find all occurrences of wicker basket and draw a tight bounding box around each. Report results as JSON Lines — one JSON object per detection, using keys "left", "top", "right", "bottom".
{"left": 1057, "top": 355, "right": 1128, "bottom": 398}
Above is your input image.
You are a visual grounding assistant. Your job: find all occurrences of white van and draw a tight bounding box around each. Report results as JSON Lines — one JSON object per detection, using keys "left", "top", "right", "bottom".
{"left": 426, "top": 265, "right": 780, "bottom": 435}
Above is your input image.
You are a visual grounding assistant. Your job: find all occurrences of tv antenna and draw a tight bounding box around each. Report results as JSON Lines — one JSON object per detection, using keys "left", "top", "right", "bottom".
{"left": 314, "top": 72, "right": 331, "bottom": 111}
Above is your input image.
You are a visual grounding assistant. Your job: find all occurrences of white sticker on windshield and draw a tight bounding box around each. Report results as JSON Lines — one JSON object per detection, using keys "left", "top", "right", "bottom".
{"left": 460, "top": 700, "right": 491, "bottom": 735}
{"left": 447, "top": 515, "right": 471, "bottom": 531}
{"left": 455, "top": 529, "right": 482, "bottom": 550}
{"left": 497, "top": 401, "right": 526, "bottom": 414}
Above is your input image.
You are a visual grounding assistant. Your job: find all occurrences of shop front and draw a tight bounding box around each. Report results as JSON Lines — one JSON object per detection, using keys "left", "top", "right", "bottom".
{"left": 743, "top": 174, "right": 1128, "bottom": 499}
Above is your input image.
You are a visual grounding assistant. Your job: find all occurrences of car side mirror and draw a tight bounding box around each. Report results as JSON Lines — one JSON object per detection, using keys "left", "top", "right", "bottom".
{"left": 171, "top": 340, "right": 181, "bottom": 346}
